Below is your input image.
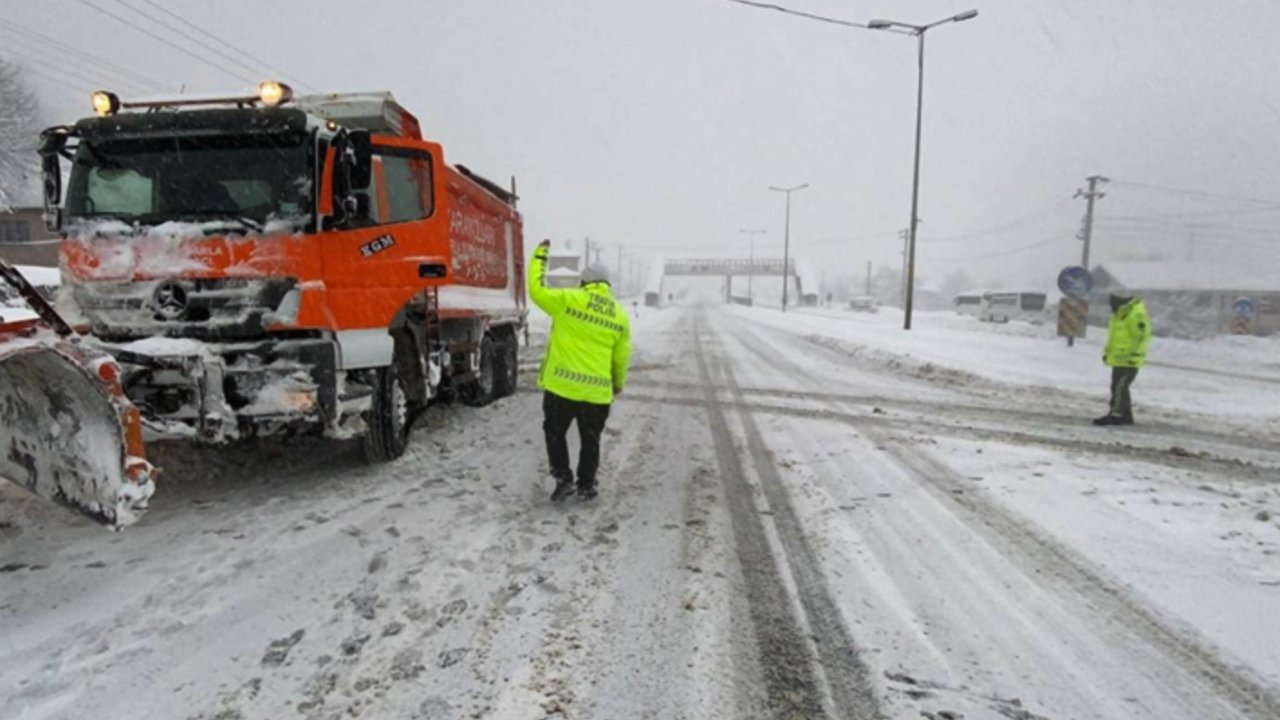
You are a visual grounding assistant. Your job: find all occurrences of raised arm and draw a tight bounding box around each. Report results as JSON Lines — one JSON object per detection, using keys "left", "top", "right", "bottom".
{"left": 527, "top": 239, "right": 569, "bottom": 316}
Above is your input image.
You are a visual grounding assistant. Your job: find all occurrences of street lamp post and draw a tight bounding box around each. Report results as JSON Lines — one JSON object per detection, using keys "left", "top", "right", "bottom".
{"left": 768, "top": 184, "right": 808, "bottom": 312}
{"left": 739, "top": 228, "right": 766, "bottom": 301}
{"left": 868, "top": 10, "right": 979, "bottom": 330}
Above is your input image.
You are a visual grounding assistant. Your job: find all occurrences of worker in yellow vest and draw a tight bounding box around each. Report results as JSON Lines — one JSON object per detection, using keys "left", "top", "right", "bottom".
{"left": 1095, "top": 293, "right": 1152, "bottom": 426}
{"left": 528, "top": 239, "right": 632, "bottom": 500}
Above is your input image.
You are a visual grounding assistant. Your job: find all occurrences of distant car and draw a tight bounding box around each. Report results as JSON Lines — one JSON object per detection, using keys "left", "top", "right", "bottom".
{"left": 848, "top": 296, "right": 879, "bottom": 313}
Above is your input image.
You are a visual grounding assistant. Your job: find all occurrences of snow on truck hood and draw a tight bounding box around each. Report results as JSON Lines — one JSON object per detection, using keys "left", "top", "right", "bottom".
{"left": 64, "top": 218, "right": 306, "bottom": 280}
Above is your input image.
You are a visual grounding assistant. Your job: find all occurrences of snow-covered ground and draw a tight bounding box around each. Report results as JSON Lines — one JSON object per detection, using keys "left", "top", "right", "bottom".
{"left": 3, "top": 301, "right": 1279, "bottom": 720}
{"left": 753, "top": 304, "right": 1280, "bottom": 431}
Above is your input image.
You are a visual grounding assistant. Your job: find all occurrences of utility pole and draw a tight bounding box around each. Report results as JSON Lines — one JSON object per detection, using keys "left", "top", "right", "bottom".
{"left": 769, "top": 184, "right": 809, "bottom": 313}
{"left": 865, "top": 261, "right": 872, "bottom": 297}
{"left": 583, "top": 236, "right": 591, "bottom": 274}
{"left": 616, "top": 246, "right": 623, "bottom": 291}
{"left": 899, "top": 228, "right": 909, "bottom": 308}
{"left": 1068, "top": 175, "right": 1107, "bottom": 348}
{"left": 1074, "top": 175, "right": 1107, "bottom": 269}
{"left": 739, "top": 229, "right": 766, "bottom": 302}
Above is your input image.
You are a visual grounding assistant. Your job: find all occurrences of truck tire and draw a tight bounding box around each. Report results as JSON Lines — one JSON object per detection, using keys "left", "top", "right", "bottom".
{"left": 362, "top": 365, "right": 410, "bottom": 463}
{"left": 492, "top": 331, "right": 518, "bottom": 399}
{"left": 459, "top": 335, "right": 496, "bottom": 407}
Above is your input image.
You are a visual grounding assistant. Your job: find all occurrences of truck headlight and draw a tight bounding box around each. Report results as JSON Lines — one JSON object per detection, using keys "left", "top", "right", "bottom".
{"left": 92, "top": 90, "right": 121, "bottom": 116}
{"left": 258, "top": 80, "right": 293, "bottom": 107}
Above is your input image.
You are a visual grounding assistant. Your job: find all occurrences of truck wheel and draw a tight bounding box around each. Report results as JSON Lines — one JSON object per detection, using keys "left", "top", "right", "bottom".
{"left": 459, "top": 335, "right": 496, "bottom": 407}
{"left": 362, "top": 365, "right": 410, "bottom": 463}
{"left": 493, "top": 332, "right": 518, "bottom": 399}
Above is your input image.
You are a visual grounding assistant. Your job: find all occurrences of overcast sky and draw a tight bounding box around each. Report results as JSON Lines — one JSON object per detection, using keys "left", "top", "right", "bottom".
{"left": 4, "top": 0, "right": 1280, "bottom": 291}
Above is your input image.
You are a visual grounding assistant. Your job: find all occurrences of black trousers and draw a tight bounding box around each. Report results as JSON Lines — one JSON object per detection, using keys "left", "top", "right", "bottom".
{"left": 1109, "top": 367, "right": 1139, "bottom": 417}
{"left": 542, "top": 391, "right": 612, "bottom": 486}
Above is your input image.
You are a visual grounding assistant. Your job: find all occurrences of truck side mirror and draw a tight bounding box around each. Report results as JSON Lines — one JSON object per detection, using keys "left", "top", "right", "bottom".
{"left": 352, "top": 191, "right": 371, "bottom": 222}
{"left": 38, "top": 130, "right": 66, "bottom": 231}
{"left": 349, "top": 130, "right": 373, "bottom": 191}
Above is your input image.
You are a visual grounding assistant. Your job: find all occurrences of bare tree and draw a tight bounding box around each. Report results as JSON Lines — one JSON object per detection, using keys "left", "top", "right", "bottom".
{"left": 0, "top": 57, "right": 40, "bottom": 212}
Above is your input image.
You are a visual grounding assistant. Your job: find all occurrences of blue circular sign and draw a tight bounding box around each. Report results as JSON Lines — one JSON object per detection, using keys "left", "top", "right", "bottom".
{"left": 1232, "top": 297, "right": 1257, "bottom": 317}
{"left": 1057, "top": 266, "right": 1094, "bottom": 299}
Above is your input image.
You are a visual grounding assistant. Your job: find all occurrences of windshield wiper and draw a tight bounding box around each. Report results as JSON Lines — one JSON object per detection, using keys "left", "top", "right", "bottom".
{"left": 72, "top": 212, "right": 270, "bottom": 234}
{"left": 174, "top": 212, "right": 265, "bottom": 233}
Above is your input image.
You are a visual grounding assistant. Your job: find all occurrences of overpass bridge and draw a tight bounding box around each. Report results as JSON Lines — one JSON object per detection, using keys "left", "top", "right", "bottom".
{"left": 647, "top": 258, "right": 811, "bottom": 306}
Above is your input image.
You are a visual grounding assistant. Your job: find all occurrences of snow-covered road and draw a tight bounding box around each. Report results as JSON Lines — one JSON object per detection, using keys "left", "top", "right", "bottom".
{"left": 3, "top": 304, "right": 1279, "bottom": 720}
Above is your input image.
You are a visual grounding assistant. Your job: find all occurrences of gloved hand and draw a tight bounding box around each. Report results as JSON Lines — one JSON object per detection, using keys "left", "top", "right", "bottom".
{"left": 613, "top": 386, "right": 623, "bottom": 396}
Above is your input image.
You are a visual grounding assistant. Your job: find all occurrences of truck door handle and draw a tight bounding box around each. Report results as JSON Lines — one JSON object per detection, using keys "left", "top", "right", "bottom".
{"left": 419, "top": 263, "right": 447, "bottom": 279}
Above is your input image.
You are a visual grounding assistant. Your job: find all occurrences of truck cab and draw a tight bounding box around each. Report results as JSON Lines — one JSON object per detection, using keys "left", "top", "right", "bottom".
{"left": 39, "top": 83, "right": 526, "bottom": 461}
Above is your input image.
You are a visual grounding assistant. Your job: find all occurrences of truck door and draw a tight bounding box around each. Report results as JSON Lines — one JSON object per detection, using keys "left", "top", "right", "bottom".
{"left": 320, "top": 138, "right": 449, "bottom": 332}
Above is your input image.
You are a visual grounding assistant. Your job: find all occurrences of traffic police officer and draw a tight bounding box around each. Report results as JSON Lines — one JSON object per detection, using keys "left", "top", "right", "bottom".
{"left": 1095, "top": 292, "right": 1152, "bottom": 426}
{"left": 528, "top": 239, "right": 632, "bottom": 500}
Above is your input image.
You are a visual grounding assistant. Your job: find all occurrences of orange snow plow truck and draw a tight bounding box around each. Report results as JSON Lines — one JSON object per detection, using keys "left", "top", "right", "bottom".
{"left": 10, "top": 82, "right": 527, "bottom": 527}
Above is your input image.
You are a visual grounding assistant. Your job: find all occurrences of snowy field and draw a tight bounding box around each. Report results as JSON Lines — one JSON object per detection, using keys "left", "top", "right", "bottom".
{"left": 3, "top": 302, "right": 1279, "bottom": 720}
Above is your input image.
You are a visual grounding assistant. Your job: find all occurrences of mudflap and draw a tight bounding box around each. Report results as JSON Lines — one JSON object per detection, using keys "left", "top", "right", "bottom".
{"left": 0, "top": 345, "right": 156, "bottom": 529}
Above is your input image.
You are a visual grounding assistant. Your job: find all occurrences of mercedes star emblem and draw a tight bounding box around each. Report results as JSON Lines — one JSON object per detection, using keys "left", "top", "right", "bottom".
{"left": 152, "top": 282, "right": 189, "bottom": 321}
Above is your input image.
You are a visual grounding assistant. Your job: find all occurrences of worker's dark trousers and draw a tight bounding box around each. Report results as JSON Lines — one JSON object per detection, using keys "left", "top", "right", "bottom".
{"left": 543, "top": 391, "right": 612, "bottom": 487}
{"left": 1109, "top": 367, "right": 1139, "bottom": 418}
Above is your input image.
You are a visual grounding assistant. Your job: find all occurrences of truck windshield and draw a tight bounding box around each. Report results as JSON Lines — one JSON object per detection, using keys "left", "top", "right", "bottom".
{"left": 65, "top": 133, "right": 311, "bottom": 228}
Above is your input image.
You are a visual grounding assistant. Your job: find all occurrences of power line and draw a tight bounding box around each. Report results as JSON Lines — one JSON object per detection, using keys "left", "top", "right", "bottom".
{"left": 1102, "top": 206, "right": 1280, "bottom": 222}
{"left": 73, "top": 0, "right": 258, "bottom": 85}
{"left": 0, "top": 17, "right": 170, "bottom": 92}
{"left": 0, "top": 58, "right": 90, "bottom": 95}
{"left": 0, "top": 34, "right": 153, "bottom": 96}
{"left": 134, "top": 0, "right": 315, "bottom": 91}
{"left": 105, "top": 0, "right": 304, "bottom": 90}
{"left": 1109, "top": 178, "right": 1280, "bottom": 209}
{"left": 0, "top": 52, "right": 116, "bottom": 93}
{"left": 921, "top": 198, "right": 1076, "bottom": 243}
{"left": 938, "top": 236, "right": 1065, "bottom": 261}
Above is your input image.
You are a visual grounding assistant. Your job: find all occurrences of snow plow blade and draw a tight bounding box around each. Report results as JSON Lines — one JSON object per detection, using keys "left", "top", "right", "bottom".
{"left": 0, "top": 340, "right": 156, "bottom": 529}
{"left": 0, "top": 259, "right": 156, "bottom": 529}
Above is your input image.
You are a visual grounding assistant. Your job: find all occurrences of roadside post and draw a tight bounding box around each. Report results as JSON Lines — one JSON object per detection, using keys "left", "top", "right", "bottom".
{"left": 1231, "top": 297, "right": 1256, "bottom": 335}
{"left": 1057, "top": 266, "right": 1093, "bottom": 347}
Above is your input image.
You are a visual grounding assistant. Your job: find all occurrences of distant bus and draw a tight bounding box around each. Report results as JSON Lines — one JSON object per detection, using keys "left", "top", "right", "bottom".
{"left": 954, "top": 292, "right": 984, "bottom": 317}
{"left": 978, "top": 291, "right": 1047, "bottom": 323}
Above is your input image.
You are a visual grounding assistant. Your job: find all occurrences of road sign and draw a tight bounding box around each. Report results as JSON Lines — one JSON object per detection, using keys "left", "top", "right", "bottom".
{"left": 1057, "top": 297, "right": 1088, "bottom": 338}
{"left": 1057, "top": 266, "right": 1094, "bottom": 299}
{"left": 1232, "top": 317, "right": 1253, "bottom": 335}
{"left": 1232, "top": 296, "right": 1257, "bottom": 318}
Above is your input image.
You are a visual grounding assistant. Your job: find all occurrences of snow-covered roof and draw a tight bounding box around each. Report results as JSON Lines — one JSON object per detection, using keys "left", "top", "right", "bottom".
{"left": 1095, "top": 262, "right": 1280, "bottom": 293}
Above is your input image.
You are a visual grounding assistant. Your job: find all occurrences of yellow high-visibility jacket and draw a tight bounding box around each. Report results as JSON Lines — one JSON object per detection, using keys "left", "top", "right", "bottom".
{"left": 1105, "top": 298, "right": 1152, "bottom": 368}
{"left": 528, "top": 246, "right": 632, "bottom": 404}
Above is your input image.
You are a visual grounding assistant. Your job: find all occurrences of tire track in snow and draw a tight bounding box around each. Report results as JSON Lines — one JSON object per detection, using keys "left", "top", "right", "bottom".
{"left": 608, "top": 390, "right": 1280, "bottom": 484}
{"left": 693, "top": 313, "right": 883, "bottom": 719}
{"left": 626, "top": 378, "right": 1280, "bottom": 457}
{"left": 720, "top": 309, "right": 1280, "bottom": 720}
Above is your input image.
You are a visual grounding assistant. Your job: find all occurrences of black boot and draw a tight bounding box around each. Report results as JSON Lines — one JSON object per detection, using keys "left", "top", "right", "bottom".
{"left": 577, "top": 479, "right": 598, "bottom": 500}
{"left": 1092, "top": 414, "right": 1121, "bottom": 426}
{"left": 550, "top": 474, "right": 575, "bottom": 502}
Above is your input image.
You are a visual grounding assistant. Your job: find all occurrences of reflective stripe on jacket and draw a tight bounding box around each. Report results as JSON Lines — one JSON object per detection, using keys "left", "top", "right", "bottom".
{"left": 1105, "top": 298, "right": 1152, "bottom": 368}
{"left": 528, "top": 247, "right": 632, "bottom": 404}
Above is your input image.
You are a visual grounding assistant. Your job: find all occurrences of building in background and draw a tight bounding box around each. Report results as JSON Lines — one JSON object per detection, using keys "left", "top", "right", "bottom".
{"left": 0, "top": 207, "right": 58, "bottom": 267}
{"left": 1091, "top": 262, "right": 1280, "bottom": 338}
{"left": 543, "top": 250, "right": 582, "bottom": 288}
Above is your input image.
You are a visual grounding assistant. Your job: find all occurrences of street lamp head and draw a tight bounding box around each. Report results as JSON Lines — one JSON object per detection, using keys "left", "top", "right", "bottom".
{"left": 867, "top": 19, "right": 893, "bottom": 29}
{"left": 952, "top": 9, "right": 979, "bottom": 23}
